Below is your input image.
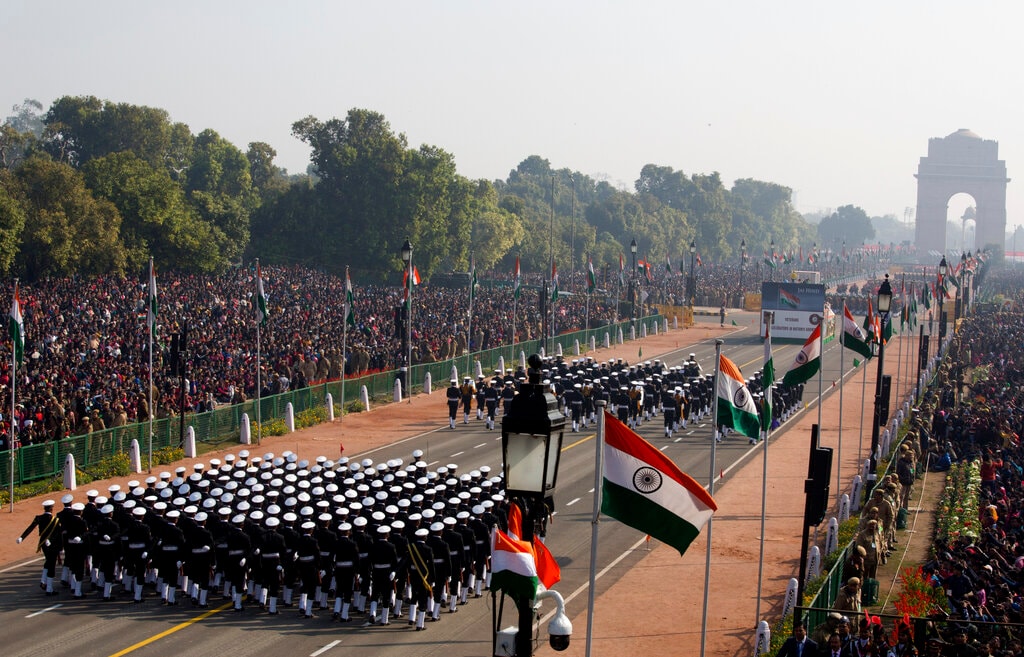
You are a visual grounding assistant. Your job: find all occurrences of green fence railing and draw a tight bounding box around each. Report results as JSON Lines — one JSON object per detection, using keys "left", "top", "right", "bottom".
{"left": 0, "top": 315, "right": 664, "bottom": 489}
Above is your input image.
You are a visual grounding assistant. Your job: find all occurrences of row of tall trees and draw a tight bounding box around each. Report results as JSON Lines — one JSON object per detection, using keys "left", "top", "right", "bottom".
{"left": 0, "top": 96, "right": 831, "bottom": 282}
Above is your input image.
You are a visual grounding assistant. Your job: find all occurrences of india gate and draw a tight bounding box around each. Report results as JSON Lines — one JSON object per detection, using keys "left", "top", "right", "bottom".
{"left": 914, "top": 129, "right": 1009, "bottom": 256}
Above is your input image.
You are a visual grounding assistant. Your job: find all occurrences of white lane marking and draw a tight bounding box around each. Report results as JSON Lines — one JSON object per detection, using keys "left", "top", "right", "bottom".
{"left": 674, "top": 437, "right": 682, "bottom": 443}
{"left": 451, "top": 451, "right": 464, "bottom": 457}
{"left": 660, "top": 446, "right": 669, "bottom": 451}
{"left": 25, "top": 603, "right": 62, "bottom": 618}
{"left": 427, "top": 460, "right": 438, "bottom": 467}
{"left": 474, "top": 443, "right": 487, "bottom": 449}
{"left": 588, "top": 488, "right": 595, "bottom": 494}
{"left": 310, "top": 639, "right": 342, "bottom": 656}
{"left": 686, "top": 430, "right": 695, "bottom": 435}
{"left": 566, "top": 498, "right": 581, "bottom": 506}
{"left": 0, "top": 556, "right": 43, "bottom": 574}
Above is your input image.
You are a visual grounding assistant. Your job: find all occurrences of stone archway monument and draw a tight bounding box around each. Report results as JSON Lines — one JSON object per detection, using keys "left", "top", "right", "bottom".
{"left": 915, "top": 129, "right": 1009, "bottom": 256}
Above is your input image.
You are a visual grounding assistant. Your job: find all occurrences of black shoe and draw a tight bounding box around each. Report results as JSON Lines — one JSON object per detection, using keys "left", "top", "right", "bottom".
{"left": 332, "top": 612, "right": 340, "bottom": 621}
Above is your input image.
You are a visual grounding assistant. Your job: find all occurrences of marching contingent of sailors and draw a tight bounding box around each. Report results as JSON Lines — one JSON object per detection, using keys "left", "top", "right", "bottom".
{"left": 14, "top": 352, "right": 806, "bottom": 634}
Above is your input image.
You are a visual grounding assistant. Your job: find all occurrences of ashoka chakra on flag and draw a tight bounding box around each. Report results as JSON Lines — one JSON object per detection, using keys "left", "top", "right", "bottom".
{"left": 632, "top": 467, "right": 663, "bottom": 493}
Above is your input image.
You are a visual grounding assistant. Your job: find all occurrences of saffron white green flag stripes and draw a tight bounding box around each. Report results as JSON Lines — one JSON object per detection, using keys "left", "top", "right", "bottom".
{"left": 840, "top": 304, "right": 872, "bottom": 359}
{"left": 601, "top": 411, "right": 717, "bottom": 555}
{"left": 716, "top": 354, "right": 762, "bottom": 439}
{"left": 782, "top": 324, "right": 821, "bottom": 387}
{"left": 587, "top": 257, "right": 597, "bottom": 293}
{"left": 255, "top": 262, "right": 269, "bottom": 326}
{"left": 344, "top": 268, "right": 356, "bottom": 328}
{"left": 761, "top": 324, "right": 774, "bottom": 433}
{"left": 490, "top": 528, "right": 539, "bottom": 601}
{"left": 147, "top": 258, "right": 157, "bottom": 338}
{"left": 513, "top": 256, "right": 521, "bottom": 300}
{"left": 550, "top": 261, "right": 559, "bottom": 302}
{"left": 9, "top": 283, "right": 24, "bottom": 367}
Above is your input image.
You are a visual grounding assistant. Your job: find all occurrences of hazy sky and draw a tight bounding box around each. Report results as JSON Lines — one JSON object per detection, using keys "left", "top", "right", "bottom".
{"left": 4, "top": 1, "right": 1021, "bottom": 231}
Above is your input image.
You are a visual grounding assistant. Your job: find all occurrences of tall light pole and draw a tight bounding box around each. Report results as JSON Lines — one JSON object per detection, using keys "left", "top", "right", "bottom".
{"left": 548, "top": 174, "right": 556, "bottom": 354}
{"left": 955, "top": 252, "right": 967, "bottom": 321}
{"left": 629, "top": 238, "right": 638, "bottom": 327}
{"left": 569, "top": 174, "right": 576, "bottom": 294}
{"left": 938, "top": 255, "right": 948, "bottom": 340}
{"left": 739, "top": 238, "right": 746, "bottom": 305}
{"left": 688, "top": 240, "right": 697, "bottom": 307}
{"left": 401, "top": 238, "right": 413, "bottom": 402}
{"left": 869, "top": 274, "right": 893, "bottom": 481}
{"left": 769, "top": 239, "right": 775, "bottom": 282}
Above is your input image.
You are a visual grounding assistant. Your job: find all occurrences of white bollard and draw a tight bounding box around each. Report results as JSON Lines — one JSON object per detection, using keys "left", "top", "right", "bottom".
{"left": 498, "top": 356, "right": 506, "bottom": 374}
{"left": 394, "top": 378, "right": 403, "bottom": 403}
{"left": 782, "top": 578, "right": 799, "bottom": 619}
{"left": 839, "top": 493, "right": 851, "bottom": 522}
{"left": 475, "top": 360, "right": 484, "bottom": 380}
{"left": 825, "top": 517, "right": 839, "bottom": 555}
{"left": 450, "top": 365, "right": 459, "bottom": 383}
{"left": 325, "top": 393, "right": 335, "bottom": 421}
{"left": 540, "top": 346, "right": 546, "bottom": 357}
{"left": 603, "top": 332, "right": 610, "bottom": 348}
{"left": 806, "top": 545, "right": 821, "bottom": 579}
{"left": 184, "top": 426, "right": 197, "bottom": 458}
{"left": 861, "top": 460, "right": 871, "bottom": 484}
{"left": 616, "top": 327, "right": 623, "bottom": 344}
{"left": 640, "top": 323, "right": 647, "bottom": 338}
{"left": 64, "top": 453, "right": 77, "bottom": 490}
{"left": 754, "top": 620, "right": 772, "bottom": 657}
{"left": 664, "top": 318, "right": 669, "bottom": 333}
{"left": 519, "top": 351, "right": 527, "bottom": 371}
{"left": 360, "top": 385, "right": 370, "bottom": 412}
{"left": 285, "top": 402, "right": 295, "bottom": 432}
{"left": 573, "top": 339, "right": 580, "bottom": 356}
{"left": 629, "top": 326, "right": 636, "bottom": 341}
{"left": 556, "top": 343, "right": 563, "bottom": 357}
{"left": 673, "top": 315, "right": 678, "bottom": 330}
{"left": 423, "top": 372, "right": 432, "bottom": 396}
{"left": 589, "top": 336, "right": 596, "bottom": 351}
{"left": 651, "top": 321, "right": 658, "bottom": 335}
{"left": 240, "top": 413, "right": 251, "bottom": 444}
{"left": 129, "top": 439, "right": 142, "bottom": 474}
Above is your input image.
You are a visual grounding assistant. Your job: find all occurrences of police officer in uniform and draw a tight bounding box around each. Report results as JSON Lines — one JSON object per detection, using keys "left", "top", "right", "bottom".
{"left": 17, "top": 499, "right": 61, "bottom": 595}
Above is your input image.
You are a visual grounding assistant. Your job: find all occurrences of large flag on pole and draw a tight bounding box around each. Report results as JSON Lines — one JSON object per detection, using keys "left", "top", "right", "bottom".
{"left": 550, "top": 261, "right": 559, "bottom": 302}
{"left": 782, "top": 324, "right": 821, "bottom": 386}
{"left": 618, "top": 253, "right": 625, "bottom": 286}
{"left": 469, "top": 253, "right": 477, "bottom": 299}
{"left": 147, "top": 258, "right": 157, "bottom": 338}
{"left": 665, "top": 254, "right": 673, "bottom": 274}
{"left": 841, "top": 304, "right": 872, "bottom": 359}
{"left": 513, "top": 255, "right": 521, "bottom": 300}
{"left": 345, "top": 268, "right": 356, "bottom": 328}
{"left": 587, "top": 256, "right": 597, "bottom": 293}
{"left": 9, "top": 283, "right": 24, "bottom": 367}
{"left": 601, "top": 411, "right": 717, "bottom": 555}
{"left": 761, "top": 324, "right": 774, "bottom": 432}
{"left": 716, "top": 354, "right": 762, "bottom": 439}
{"left": 255, "top": 262, "right": 269, "bottom": 326}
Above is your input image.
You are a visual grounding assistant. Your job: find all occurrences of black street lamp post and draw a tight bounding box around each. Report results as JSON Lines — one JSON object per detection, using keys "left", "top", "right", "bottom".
{"left": 629, "top": 238, "right": 637, "bottom": 327}
{"left": 401, "top": 238, "right": 413, "bottom": 401}
{"left": 769, "top": 239, "right": 775, "bottom": 282}
{"left": 739, "top": 239, "right": 746, "bottom": 305}
{"left": 688, "top": 240, "right": 696, "bottom": 307}
{"left": 869, "top": 274, "right": 893, "bottom": 481}
{"left": 500, "top": 354, "right": 566, "bottom": 657}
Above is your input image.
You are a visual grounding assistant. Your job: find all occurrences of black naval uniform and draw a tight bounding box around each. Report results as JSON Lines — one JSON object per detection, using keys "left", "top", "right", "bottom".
{"left": 19, "top": 506, "right": 61, "bottom": 590}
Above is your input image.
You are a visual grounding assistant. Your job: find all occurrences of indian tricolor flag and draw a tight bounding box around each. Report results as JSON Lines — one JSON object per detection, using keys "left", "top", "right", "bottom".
{"left": 841, "top": 304, "right": 872, "bottom": 359}
{"left": 779, "top": 288, "right": 800, "bottom": 309}
{"left": 344, "top": 267, "right": 356, "bottom": 328}
{"left": 587, "top": 257, "right": 597, "bottom": 293}
{"left": 490, "top": 529, "right": 539, "bottom": 601}
{"left": 9, "top": 282, "right": 24, "bottom": 367}
{"left": 147, "top": 257, "right": 157, "bottom": 338}
{"left": 716, "top": 354, "right": 762, "bottom": 439}
{"left": 255, "top": 261, "right": 269, "bottom": 326}
{"left": 601, "top": 411, "right": 716, "bottom": 555}
{"left": 782, "top": 324, "right": 821, "bottom": 386}
{"left": 513, "top": 255, "right": 521, "bottom": 300}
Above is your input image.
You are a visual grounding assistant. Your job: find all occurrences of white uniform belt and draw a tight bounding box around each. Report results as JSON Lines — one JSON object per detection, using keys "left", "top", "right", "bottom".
{"left": 261, "top": 552, "right": 280, "bottom": 558}
{"left": 335, "top": 560, "right": 353, "bottom": 567}
{"left": 298, "top": 556, "right": 315, "bottom": 562}
{"left": 128, "top": 543, "right": 146, "bottom": 549}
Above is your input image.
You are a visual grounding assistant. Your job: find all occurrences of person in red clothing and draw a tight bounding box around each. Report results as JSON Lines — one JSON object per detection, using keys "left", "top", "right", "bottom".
{"left": 980, "top": 452, "right": 1002, "bottom": 496}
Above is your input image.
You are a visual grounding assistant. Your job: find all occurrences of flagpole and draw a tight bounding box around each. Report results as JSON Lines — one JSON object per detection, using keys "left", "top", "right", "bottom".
{"left": 894, "top": 276, "right": 905, "bottom": 405}
{"left": 837, "top": 300, "right": 846, "bottom": 510}
{"left": 816, "top": 314, "right": 824, "bottom": 431}
{"left": 255, "top": 258, "right": 262, "bottom": 445}
{"left": 341, "top": 266, "right": 349, "bottom": 424}
{"left": 859, "top": 350, "right": 868, "bottom": 462}
{"left": 701, "top": 339, "right": 724, "bottom": 657}
{"left": 9, "top": 280, "right": 16, "bottom": 512}
{"left": 147, "top": 262, "right": 154, "bottom": 473}
{"left": 584, "top": 401, "right": 607, "bottom": 657}
{"left": 466, "top": 252, "right": 474, "bottom": 379}
{"left": 754, "top": 319, "right": 772, "bottom": 626}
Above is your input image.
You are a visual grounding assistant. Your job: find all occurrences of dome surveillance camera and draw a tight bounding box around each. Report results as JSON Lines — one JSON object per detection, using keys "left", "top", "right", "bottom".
{"left": 536, "top": 589, "right": 573, "bottom": 652}
{"left": 548, "top": 632, "right": 570, "bottom": 652}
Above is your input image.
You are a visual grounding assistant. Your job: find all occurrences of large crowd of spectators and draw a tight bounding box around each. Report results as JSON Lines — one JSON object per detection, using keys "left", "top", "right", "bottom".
{"left": 0, "top": 265, "right": 625, "bottom": 450}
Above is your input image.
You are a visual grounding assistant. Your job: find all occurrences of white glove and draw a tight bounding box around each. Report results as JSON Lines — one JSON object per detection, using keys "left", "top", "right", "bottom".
{"left": 16, "top": 537, "right": 22, "bottom": 544}
{"left": 239, "top": 558, "right": 246, "bottom": 567}
{"left": 389, "top": 572, "right": 395, "bottom": 581}
{"left": 176, "top": 561, "right": 182, "bottom": 569}
{"left": 141, "top": 552, "right": 148, "bottom": 559}
{"left": 276, "top": 565, "right": 284, "bottom": 572}
{"left": 254, "top": 548, "right": 261, "bottom": 556}
{"left": 44, "top": 539, "right": 50, "bottom": 547}
{"left": 103, "top": 535, "right": 110, "bottom": 541}
{"left": 319, "top": 570, "right": 326, "bottom": 578}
